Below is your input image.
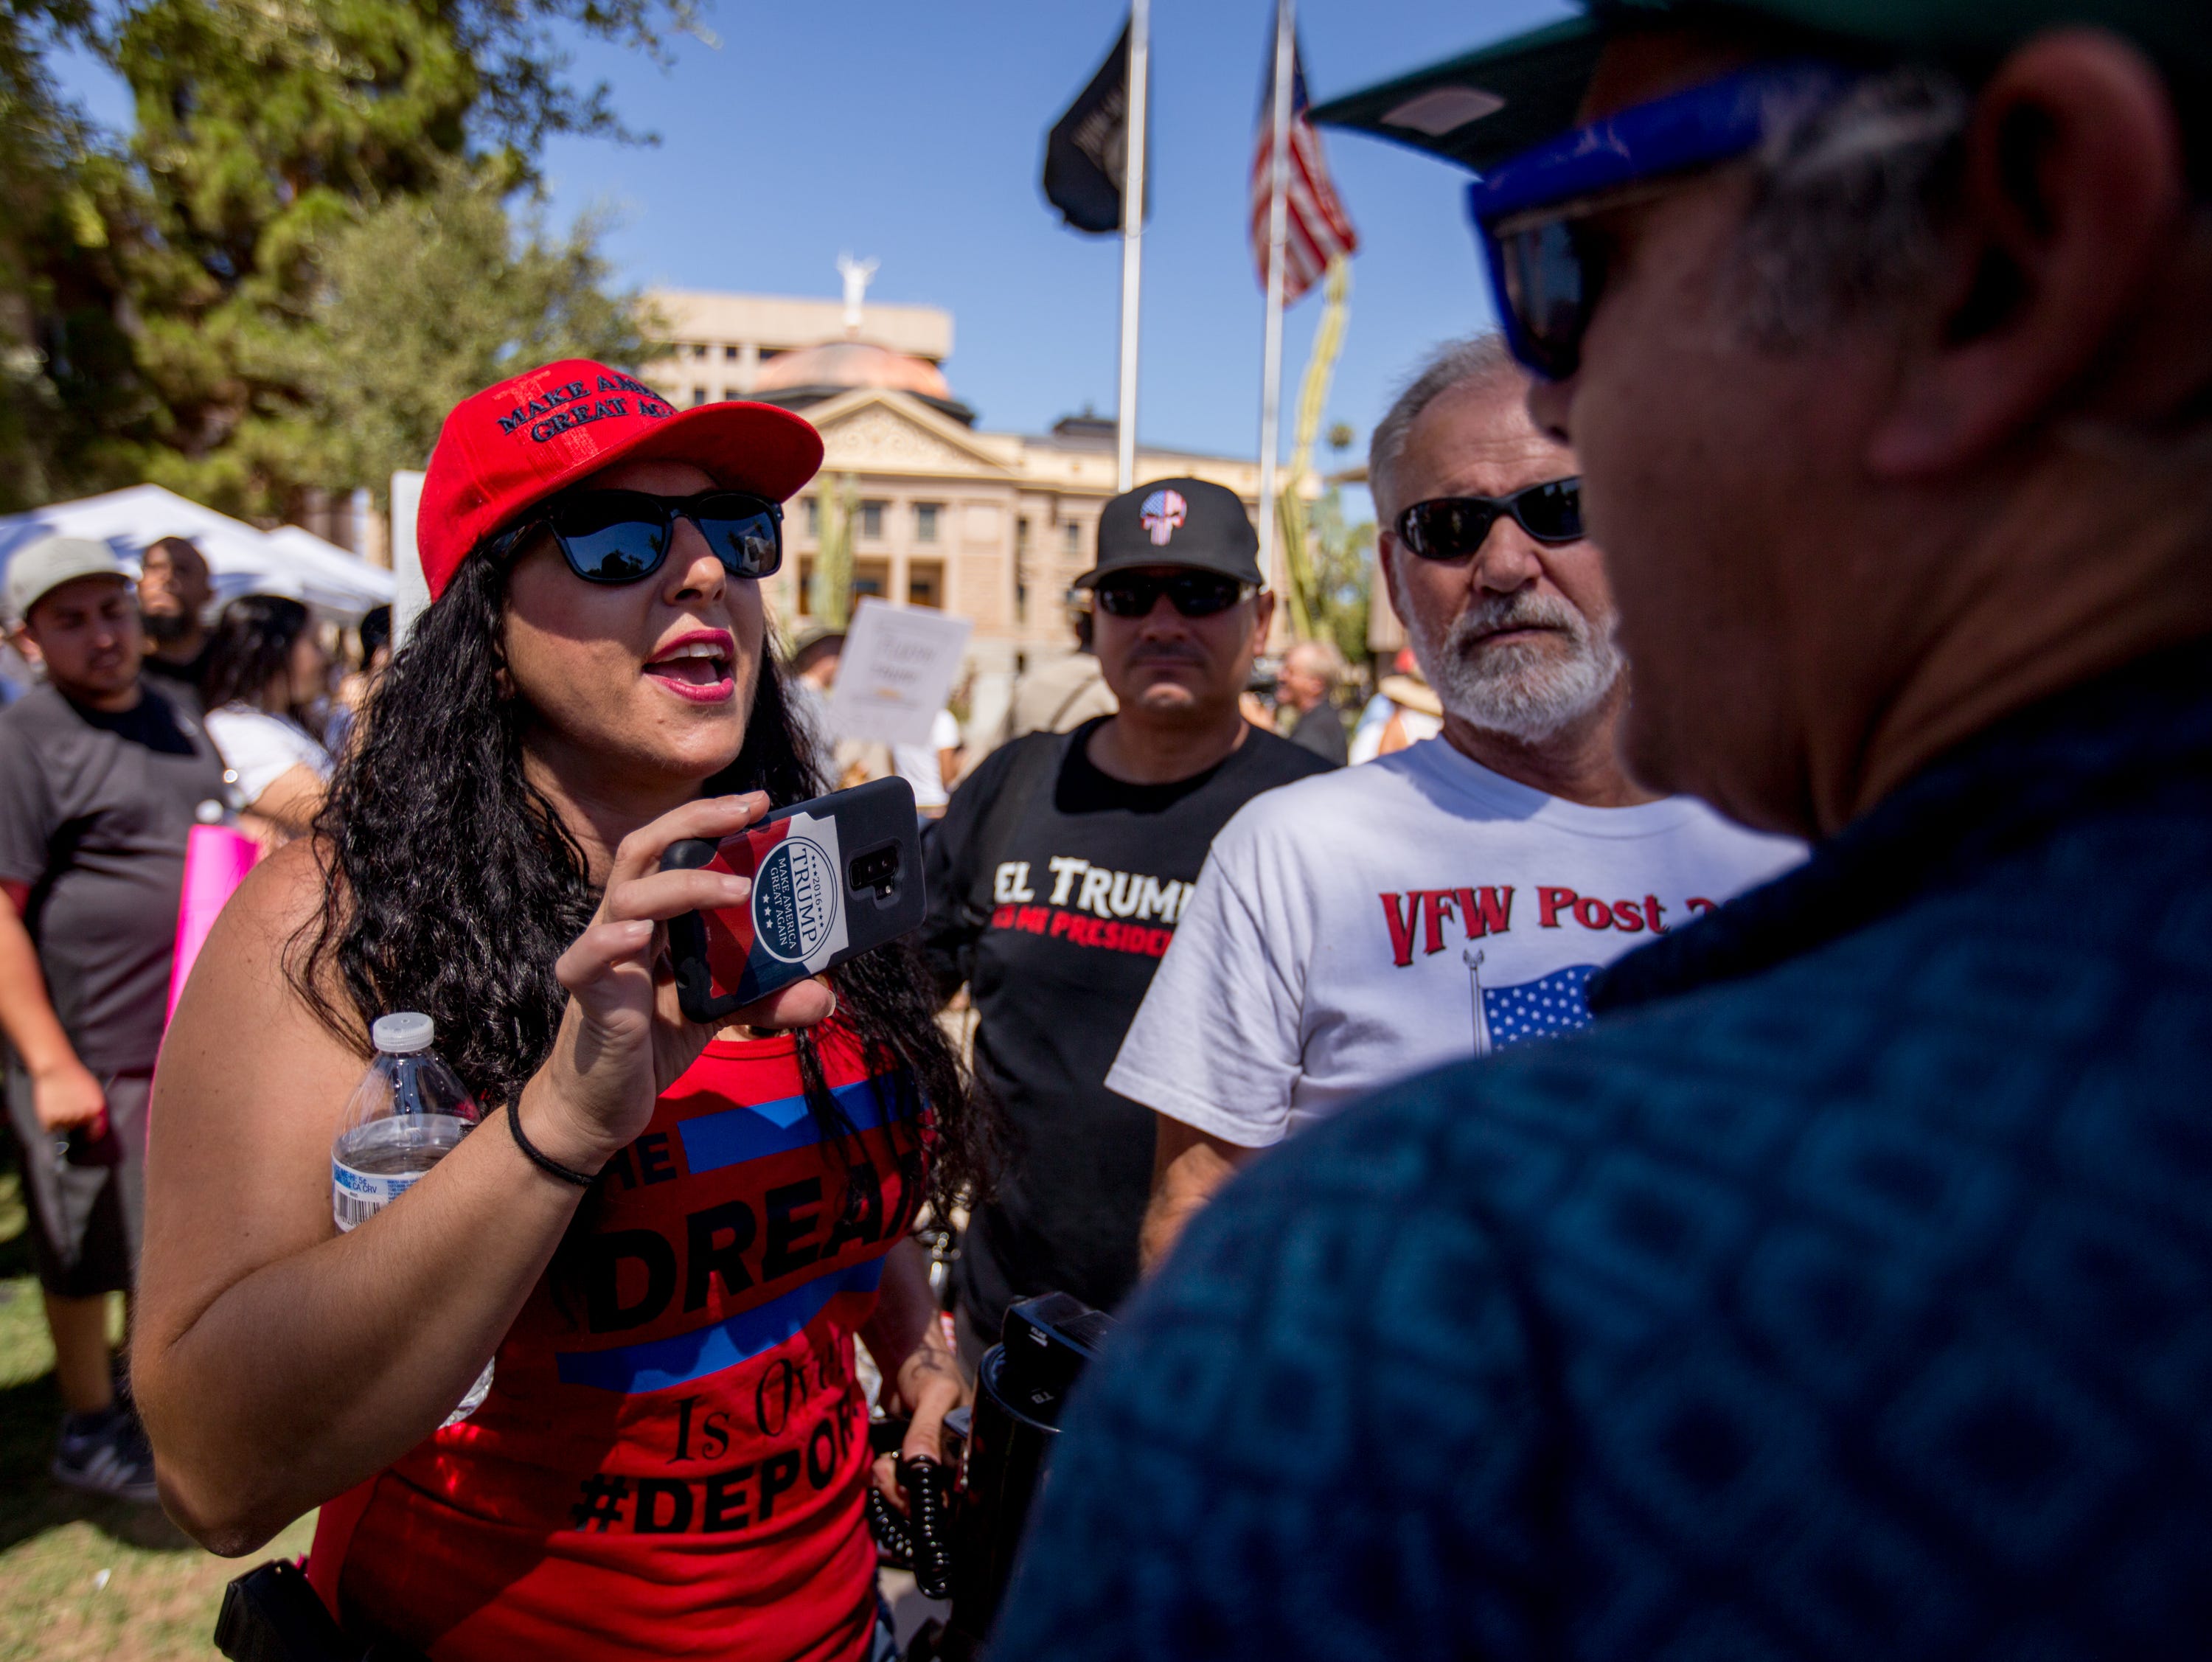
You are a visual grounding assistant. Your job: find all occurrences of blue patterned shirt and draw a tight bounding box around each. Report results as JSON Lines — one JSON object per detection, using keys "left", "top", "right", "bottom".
{"left": 993, "top": 645, "right": 2212, "bottom": 1661}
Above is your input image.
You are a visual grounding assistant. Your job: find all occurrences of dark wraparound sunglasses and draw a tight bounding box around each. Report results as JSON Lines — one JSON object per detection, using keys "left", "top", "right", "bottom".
{"left": 1397, "top": 478, "right": 1583, "bottom": 562}
{"left": 1467, "top": 62, "right": 1857, "bottom": 380}
{"left": 1093, "top": 571, "right": 1253, "bottom": 619}
{"left": 489, "top": 488, "right": 783, "bottom": 584}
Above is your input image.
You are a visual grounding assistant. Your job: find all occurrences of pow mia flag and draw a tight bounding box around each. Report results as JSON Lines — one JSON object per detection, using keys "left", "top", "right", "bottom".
{"left": 1042, "top": 18, "right": 1147, "bottom": 234}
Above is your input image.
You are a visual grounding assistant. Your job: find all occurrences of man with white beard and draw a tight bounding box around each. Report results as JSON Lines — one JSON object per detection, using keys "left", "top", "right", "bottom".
{"left": 1120, "top": 335, "right": 1804, "bottom": 1267}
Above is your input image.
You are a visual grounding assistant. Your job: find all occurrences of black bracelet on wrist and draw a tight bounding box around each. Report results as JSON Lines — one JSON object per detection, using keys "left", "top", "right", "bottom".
{"left": 505, "top": 1102, "right": 598, "bottom": 1188}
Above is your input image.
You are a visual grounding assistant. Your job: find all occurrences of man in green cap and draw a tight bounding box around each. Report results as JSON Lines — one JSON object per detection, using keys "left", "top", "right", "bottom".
{"left": 992, "top": 5, "right": 2212, "bottom": 1658}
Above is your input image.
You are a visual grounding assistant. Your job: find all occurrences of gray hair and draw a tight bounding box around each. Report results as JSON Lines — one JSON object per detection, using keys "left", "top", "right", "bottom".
{"left": 1368, "top": 334, "right": 1526, "bottom": 524}
{"left": 1726, "top": 63, "right": 1974, "bottom": 346}
{"left": 1282, "top": 636, "right": 1345, "bottom": 684}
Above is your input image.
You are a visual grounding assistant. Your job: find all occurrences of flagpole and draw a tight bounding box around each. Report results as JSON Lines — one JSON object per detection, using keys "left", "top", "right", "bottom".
{"left": 1256, "top": 0, "right": 1295, "bottom": 604}
{"left": 1465, "top": 948, "right": 1492, "bottom": 1057}
{"left": 1116, "top": 0, "right": 1150, "bottom": 493}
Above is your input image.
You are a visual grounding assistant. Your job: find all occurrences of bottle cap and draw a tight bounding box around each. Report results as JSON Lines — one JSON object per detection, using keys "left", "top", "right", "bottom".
{"left": 372, "top": 1012, "right": 436, "bottom": 1054}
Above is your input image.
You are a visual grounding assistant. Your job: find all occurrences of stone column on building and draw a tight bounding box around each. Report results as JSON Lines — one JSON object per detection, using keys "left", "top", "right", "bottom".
{"left": 888, "top": 515, "right": 910, "bottom": 612}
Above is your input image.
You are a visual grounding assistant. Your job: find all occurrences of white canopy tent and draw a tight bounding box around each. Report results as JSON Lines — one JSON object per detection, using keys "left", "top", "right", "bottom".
{"left": 0, "top": 484, "right": 393, "bottom": 624}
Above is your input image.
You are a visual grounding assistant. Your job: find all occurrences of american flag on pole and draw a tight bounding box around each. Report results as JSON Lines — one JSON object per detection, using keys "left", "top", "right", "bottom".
{"left": 1250, "top": 20, "right": 1358, "bottom": 306}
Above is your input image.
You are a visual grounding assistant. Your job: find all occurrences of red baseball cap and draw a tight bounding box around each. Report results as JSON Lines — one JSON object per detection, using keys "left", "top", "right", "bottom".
{"left": 417, "top": 359, "right": 824, "bottom": 601}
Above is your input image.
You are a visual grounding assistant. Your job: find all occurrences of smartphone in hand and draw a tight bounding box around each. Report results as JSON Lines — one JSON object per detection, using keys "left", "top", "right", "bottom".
{"left": 660, "top": 777, "right": 928, "bottom": 1024}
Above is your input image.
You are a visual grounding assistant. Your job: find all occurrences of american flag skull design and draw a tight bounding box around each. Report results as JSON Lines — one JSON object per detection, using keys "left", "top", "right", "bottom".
{"left": 1139, "top": 489, "right": 1188, "bottom": 546}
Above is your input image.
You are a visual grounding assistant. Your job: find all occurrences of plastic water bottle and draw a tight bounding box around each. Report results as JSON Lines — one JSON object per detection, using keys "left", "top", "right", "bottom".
{"left": 332, "top": 1012, "right": 494, "bottom": 1424}
{"left": 332, "top": 1012, "right": 480, "bottom": 1225}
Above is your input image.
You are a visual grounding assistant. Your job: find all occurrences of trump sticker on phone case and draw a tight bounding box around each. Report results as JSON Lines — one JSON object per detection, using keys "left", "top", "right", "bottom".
{"left": 752, "top": 821, "right": 843, "bottom": 964}
{"left": 700, "top": 809, "right": 852, "bottom": 1002}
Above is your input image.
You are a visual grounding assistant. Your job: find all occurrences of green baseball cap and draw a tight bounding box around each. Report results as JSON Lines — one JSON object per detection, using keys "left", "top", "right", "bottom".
{"left": 1310, "top": 1, "right": 2210, "bottom": 173}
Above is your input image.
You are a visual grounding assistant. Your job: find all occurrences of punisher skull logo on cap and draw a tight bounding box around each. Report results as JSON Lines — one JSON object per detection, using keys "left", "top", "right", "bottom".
{"left": 1079, "top": 477, "right": 1264, "bottom": 587}
{"left": 1139, "top": 488, "right": 1189, "bottom": 546}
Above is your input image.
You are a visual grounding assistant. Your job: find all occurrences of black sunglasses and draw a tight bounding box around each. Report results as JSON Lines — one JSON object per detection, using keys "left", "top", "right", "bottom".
{"left": 1093, "top": 571, "right": 1252, "bottom": 619}
{"left": 490, "top": 488, "right": 783, "bottom": 585}
{"left": 1395, "top": 478, "right": 1584, "bottom": 563}
{"left": 1469, "top": 66, "right": 1858, "bottom": 381}
{"left": 1484, "top": 182, "right": 1683, "bottom": 383}
{"left": 1492, "top": 213, "right": 1605, "bottom": 382}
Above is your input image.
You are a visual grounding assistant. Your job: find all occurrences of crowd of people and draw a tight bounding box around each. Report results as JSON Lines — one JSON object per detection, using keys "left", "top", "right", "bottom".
{"left": 0, "top": 0, "right": 2207, "bottom": 1654}
{"left": 0, "top": 532, "right": 389, "bottom": 1500}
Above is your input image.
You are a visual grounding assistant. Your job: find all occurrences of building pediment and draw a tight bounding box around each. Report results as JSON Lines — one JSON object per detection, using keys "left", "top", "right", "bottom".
{"left": 808, "top": 389, "right": 1015, "bottom": 479}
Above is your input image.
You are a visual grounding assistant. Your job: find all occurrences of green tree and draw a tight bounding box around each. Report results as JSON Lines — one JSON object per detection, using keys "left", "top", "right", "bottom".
{"left": 1275, "top": 254, "right": 1352, "bottom": 641}
{"left": 810, "top": 473, "right": 858, "bottom": 630}
{"left": 3, "top": 0, "right": 692, "bottom": 518}
{"left": 0, "top": 0, "right": 153, "bottom": 511}
{"left": 1305, "top": 486, "right": 1374, "bottom": 669}
{"left": 273, "top": 164, "right": 660, "bottom": 504}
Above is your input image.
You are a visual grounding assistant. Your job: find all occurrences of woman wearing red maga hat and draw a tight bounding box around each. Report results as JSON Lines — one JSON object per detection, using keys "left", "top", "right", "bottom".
{"left": 136, "top": 362, "right": 988, "bottom": 1660}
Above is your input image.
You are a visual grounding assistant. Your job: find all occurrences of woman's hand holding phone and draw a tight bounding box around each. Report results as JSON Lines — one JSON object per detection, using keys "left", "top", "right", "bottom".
{"left": 515, "top": 792, "right": 837, "bottom": 1176}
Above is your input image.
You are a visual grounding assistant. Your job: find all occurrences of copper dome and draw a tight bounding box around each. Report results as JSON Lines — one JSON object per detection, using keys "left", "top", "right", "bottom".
{"left": 751, "top": 339, "right": 954, "bottom": 402}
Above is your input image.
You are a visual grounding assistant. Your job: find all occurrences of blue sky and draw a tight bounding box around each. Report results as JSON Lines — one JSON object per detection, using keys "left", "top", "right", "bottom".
{"left": 55, "top": 0, "right": 1575, "bottom": 473}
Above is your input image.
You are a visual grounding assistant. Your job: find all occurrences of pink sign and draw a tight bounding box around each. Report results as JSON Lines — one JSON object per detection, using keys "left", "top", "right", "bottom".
{"left": 167, "top": 824, "right": 263, "bottom": 1024}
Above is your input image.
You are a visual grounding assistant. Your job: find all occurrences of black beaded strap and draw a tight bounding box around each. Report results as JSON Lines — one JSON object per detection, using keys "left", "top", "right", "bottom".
{"left": 505, "top": 1103, "right": 597, "bottom": 1187}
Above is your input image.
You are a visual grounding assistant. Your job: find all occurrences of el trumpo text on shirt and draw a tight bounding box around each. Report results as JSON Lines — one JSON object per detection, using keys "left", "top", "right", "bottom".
{"left": 989, "top": 857, "right": 1194, "bottom": 960}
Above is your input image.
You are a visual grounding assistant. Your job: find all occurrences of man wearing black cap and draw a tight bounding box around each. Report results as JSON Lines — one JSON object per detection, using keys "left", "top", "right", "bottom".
{"left": 995, "top": 3, "right": 2212, "bottom": 1658}
{"left": 921, "top": 478, "right": 1332, "bottom": 1358}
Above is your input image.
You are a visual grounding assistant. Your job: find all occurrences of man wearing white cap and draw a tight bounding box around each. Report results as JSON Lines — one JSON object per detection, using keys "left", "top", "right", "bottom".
{"left": 0, "top": 535, "right": 226, "bottom": 1501}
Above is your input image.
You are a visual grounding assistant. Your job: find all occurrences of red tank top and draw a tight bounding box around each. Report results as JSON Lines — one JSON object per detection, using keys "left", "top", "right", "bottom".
{"left": 312, "top": 1025, "right": 926, "bottom": 1661}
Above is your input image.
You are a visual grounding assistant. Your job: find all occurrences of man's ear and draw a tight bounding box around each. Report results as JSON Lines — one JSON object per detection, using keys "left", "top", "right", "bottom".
{"left": 1868, "top": 30, "right": 2188, "bottom": 477}
{"left": 1250, "top": 587, "right": 1277, "bottom": 645}
{"left": 10, "top": 623, "right": 44, "bottom": 667}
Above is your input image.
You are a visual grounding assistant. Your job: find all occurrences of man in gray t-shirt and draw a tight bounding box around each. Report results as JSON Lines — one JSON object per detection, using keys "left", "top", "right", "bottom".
{"left": 0, "top": 536, "right": 226, "bottom": 1501}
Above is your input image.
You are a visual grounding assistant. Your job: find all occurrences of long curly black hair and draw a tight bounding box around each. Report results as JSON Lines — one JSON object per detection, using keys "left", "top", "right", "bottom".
{"left": 288, "top": 548, "right": 992, "bottom": 1222}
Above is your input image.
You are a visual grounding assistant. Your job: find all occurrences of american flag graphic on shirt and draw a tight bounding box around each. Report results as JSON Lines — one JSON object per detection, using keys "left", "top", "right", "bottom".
{"left": 1480, "top": 964, "right": 1599, "bottom": 1052}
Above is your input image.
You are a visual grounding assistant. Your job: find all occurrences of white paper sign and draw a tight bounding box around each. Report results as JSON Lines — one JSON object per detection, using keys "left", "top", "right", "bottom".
{"left": 389, "top": 469, "right": 428, "bottom": 647}
{"left": 825, "top": 597, "right": 973, "bottom": 747}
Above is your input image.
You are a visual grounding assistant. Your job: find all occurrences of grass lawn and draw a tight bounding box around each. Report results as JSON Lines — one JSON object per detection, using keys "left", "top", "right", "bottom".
{"left": 0, "top": 1161, "right": 313, "bottom": 1661}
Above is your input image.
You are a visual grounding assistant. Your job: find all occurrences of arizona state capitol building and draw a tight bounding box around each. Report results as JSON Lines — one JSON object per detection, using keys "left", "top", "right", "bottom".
{"left": 639, "top": 285, "right": 1286, "bottom": 742}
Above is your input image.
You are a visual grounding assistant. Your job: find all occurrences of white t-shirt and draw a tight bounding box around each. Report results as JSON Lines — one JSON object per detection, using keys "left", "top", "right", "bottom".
{"left": 1105, "top": 737, "right": 1805, "bottom": 1146}
{"left": 893, "top": 708, "right": 962, "bottom": 811}
{"left": 204, "top": 704, "right": 333, "bottom": 805}
{"left": 1347, "top": 692, "right": 1443, "bottom": 764}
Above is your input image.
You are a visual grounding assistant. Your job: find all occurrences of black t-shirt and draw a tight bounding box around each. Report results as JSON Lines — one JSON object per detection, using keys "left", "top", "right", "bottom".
{"left": 142, "top": 641, "right": 215, "bottom": 714}
{"left": 1288, "top": 703, "right": 1349, "bottom": 765}
{"left": 922, "top": 717, "right": 1336, "bottom": 1336}
{"left": 0, "top": 683, "right": 229, "bottom": 1073}
{"left": 77, "top": 689, "right": 206, "bottom": 756}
